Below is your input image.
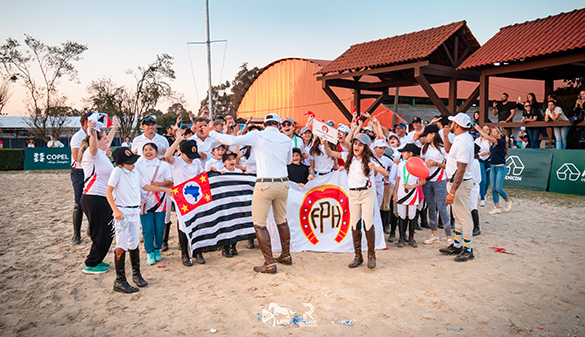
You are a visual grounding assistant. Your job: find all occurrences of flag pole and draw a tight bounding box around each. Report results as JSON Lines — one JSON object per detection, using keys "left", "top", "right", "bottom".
{"left": 205, "top": 0, "right": 213, "bottom": 121}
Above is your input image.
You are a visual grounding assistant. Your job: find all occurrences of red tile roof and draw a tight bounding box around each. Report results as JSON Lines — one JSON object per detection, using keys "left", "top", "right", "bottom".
{"left": 318, "top": 21, "right": 479, "bottom": 75}
{"left": 458, "top": 8, "right": 585, "bottom": 70}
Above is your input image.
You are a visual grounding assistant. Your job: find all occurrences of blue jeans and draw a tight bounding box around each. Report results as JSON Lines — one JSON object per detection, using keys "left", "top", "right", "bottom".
{"left": 553, "top": 126, "right": 569, "bottom": 149}
{"left": 140, "top": 211, "right": 166, "bottom": 253}
{"left": 490, "top": 165, "right": 508, "bottom": 204}
{"left": 422, "top": 180, "right": 451, "bottom": 237}
{"left": 479, "top": 161, "right": 490, "bottom": 201}
{"left": 527, "top": 128, "right": 541, "bottom": 149}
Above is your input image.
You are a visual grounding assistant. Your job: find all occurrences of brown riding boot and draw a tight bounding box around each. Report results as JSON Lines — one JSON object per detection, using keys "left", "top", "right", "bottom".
{"left": 275, "top": 222, "right": 292, "bottom": 265}
{"left": 253, "top": 225, "right": 277, "bottom": 274}
{"left": 365, "top": 226, "right": 376, "bottom": 269}
{"left": 348, "top": 227, "right": 363, "bottom": 268}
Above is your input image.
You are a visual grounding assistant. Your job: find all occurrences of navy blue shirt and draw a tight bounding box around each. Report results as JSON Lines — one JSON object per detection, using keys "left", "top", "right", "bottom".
{"left": 490, "top": 139, "right": 507, "bottom": 165}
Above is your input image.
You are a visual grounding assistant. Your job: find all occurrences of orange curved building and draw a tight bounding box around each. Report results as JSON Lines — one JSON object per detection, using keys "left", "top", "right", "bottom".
{"left": 236, "top": 58, "right": 395, "bottom": 127}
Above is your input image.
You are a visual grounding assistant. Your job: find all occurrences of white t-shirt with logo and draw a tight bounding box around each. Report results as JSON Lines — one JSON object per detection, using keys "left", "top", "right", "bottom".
{"left": 81, "top": 149, "right": 114, "bottom": 197}
{"left": 421, "top": 145, "right": 447, "bottom": 182}
{"left": 136, "top": 158, "right": 172, "bottom": 212}
{"left": 132, "top": 133, "right": 169, "bottom": 159}
{"left": 205, "top": 158, "right": 225, "bottom": 172}
{"left": 341, "top": 152, "right": 378, "bottom": 189}
{"left": 107, "top": 166, "right": 146, "bottom": 207}
{"left": 71, "top": 128, "right": 88, "bottom": 169}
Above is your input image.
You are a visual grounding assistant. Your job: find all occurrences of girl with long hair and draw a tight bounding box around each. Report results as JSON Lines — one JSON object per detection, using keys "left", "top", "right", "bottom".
{"left": 474, "top": 124, "right": 512, "bottom": 214}
{"left": 474, "top": 125, "right": 491, "bottom": 206}
{"left": 419, "top": 125, "right": 452, "bottom": 246}
{"left": 324, "top": 133, "right": 388, "bottom": 269}
{"left": 308, "top": 138, "right": 337, "bottom": 180}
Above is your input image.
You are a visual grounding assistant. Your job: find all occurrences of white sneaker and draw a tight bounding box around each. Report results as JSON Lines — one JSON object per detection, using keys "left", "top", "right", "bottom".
{"left": 504, "top": 200, "right": 512, "bottom": 212}
{"left": 480, "top": 200, "right": 486, "bottom": 207}
{"left": 424, "top": 235, "right": 440, "bottom": 245}
{"left": 447, "top": 238, "right": 454, "bottom": 246}
{"left": 489, "top": 208, "right": 502, "bottom": 215}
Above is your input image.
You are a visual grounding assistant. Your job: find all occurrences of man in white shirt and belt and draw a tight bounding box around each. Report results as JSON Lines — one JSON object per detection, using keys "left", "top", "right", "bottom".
{"left": 440, "top": 113, "right": 476, "bottom": 262}
{"left": 210, "top": 113, "right": 293, "bottom": 274}
{"left": 70, "top": 113, "right": 90, "bottom": 245}
{"left": 132, "top": 116, "right": 170, "bottom": 159}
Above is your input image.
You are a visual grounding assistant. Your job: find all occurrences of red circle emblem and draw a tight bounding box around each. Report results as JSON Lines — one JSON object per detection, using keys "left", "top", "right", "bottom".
{"left": 124, "top": 149, "right": 131, "bottom": 156}
{"left": 299, "top": 184, "right": 350, "bottom": 245}
{"left": 321, "top": 125, "right": 329, "bottom": 133}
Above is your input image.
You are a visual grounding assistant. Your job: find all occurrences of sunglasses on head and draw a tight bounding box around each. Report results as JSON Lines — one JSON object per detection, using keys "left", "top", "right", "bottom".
{"left": 143, "top": 116, "right": 156, "bottom": 123}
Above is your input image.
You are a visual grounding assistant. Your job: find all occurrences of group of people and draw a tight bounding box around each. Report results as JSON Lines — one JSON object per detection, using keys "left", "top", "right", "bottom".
{"left": 68, "top": 107, "right": 520, "bottom": 294}
{"left": 484, "top": 91, "right": 585, "bottom": 149}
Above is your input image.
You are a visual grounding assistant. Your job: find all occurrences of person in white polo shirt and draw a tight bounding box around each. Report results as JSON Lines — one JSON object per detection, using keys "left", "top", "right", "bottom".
{"left": 439, "top": 113, "right": 476, "bottom": 262}
{"left": 132, "top": 116, "right": 169, "bottom": 159}
{"left": 70, "top": 112, "right": 90, "bottom": 245}
{"left": 209, "top": 113, "right": 292, "bottom": 274}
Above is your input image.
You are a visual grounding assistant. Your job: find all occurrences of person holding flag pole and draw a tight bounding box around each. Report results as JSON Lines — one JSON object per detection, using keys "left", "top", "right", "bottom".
{"left": 209, "top": 113, "right": 293, "bottom": 274}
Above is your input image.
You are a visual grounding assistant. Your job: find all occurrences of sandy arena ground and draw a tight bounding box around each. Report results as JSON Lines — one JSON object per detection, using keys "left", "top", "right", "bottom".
{"left": 0, "top": 171, "right": 584, "bottom": 337}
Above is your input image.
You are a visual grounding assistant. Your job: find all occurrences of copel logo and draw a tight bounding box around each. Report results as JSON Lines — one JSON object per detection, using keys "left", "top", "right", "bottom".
{"left": 505, "top": 155, "right": 524, "bottom": 181}
{"left": 556, "top": 163, "right": 584, "bottom": 182}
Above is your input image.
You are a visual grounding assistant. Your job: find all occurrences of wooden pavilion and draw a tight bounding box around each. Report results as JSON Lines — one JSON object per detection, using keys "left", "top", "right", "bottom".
{"left": 317, "top": 21, "right": 482, "bottom": 121}
{"left": 458, "top": 8, "right": 585, "bottom": 128}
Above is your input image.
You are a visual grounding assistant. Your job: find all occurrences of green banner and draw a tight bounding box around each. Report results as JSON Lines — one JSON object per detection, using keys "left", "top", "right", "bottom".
{"left": 548, "top": 150, "right": 585, "bottom": 196}
{"left": 24, "top": 147, "right": 72, "bottom": 170}
{"left": 503, "top": 148, "right": 554, "bottom": 191}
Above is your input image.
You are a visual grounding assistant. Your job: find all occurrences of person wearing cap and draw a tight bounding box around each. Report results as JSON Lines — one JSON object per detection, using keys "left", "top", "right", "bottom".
{"left": 77, "top": 118, "right": 119, "bottom": 274}
{"left": 288, "top": 147, "right": 309, "bottom": 187}
{"left": 221, "top": 151, "right": 242, "bottom": 174}
{"left": 419, "top": 124, "right": 452, "bottom": 246}
{"left": 393, "top": 122, "right": 413, "bottom": 149}
{"left": 165, "top": 131, "right": 206, "bottom": 266}
{"left": 106, "top": 147, "right": 172, "bottom": 293}
{"left": 336, "top": 124, "right": 351, "bottom": 167}
{"left": 394, "top": 143, "right": 426, "bottom": 248}
{"left": 132, "top": 116, "right": 170, "bottom": 159}
{"left": 371, "top": 139, "right": 393, "bottom": 234}
{"left": 135, "top": 142, "right": 173, "bottom": 266}
{"left": 212, "top": 119, "right": 225, "bottom": 133}
{"left": 439, "top": 112, "right": 476, "bottom": 262}
{"left": 204, "top": 142, "right": 227, "bottom": 172}
{"left": 281, "top": 117, "right": 303, "bottom": 151}
{"left": 299, "top": 126, "right": 313, "bottom": 166}
{"left": 323, "top": 133, "right": 388, "bottom": 269}
{"left": 209, "top": 113, "right": 293, "bottom": 274}
{"left": 70, "top": 112, "right": 91, "bottom": 245}
{"left": 407, "top": 117, "right": 424, "bottom": 147}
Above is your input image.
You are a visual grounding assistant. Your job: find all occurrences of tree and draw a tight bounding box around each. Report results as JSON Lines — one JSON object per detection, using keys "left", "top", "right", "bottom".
{"left": 0, "top": 77, "right": 11, "bottom": 116}
{"left": 198, "top": 62, "right": 259, "bottom": 119}
{"left": 0, "top": 35, "right": 87, "bottom": 140}
{"left": 86, "top": 55, "right": 177, "bottom": 139}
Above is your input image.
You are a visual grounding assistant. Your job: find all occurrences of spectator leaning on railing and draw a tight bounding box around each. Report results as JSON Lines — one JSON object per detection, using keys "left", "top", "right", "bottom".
{"left": 544, "top": 100, "right": 569, "bottom": 149}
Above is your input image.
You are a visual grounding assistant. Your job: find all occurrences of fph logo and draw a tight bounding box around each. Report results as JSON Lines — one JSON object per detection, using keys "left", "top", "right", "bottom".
{"left": 556, "top": 163, "right": 581, "bottom": 181}
{"left": 299, "top": 185, "right": 350, "bottom": 245}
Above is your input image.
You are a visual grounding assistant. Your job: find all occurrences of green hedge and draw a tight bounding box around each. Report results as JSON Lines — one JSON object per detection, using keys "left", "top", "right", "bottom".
{"left": 0, "top": 149, "right": 25, "bottom": 171}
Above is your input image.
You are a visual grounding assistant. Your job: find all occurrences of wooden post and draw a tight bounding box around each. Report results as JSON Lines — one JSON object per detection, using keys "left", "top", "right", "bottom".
{"left": 393, "top": 87, "right": 399, "bottom": 113}
{"left": 354, "top": 88, "right": 361, "bottom": 115}
{"left": 448, "top": 78, "right": 458, "bottom": 115}
{"left": 479, "top": 72, "right": 489, "bottom": 123}
{"left": 322, "top": 80, "right": 352, "bottom": 121}
{"left": 414, "top": 67, "right": 450, "bottom": 115}
{"left": 544, "top": 79, "right": 554, "bottom": 101}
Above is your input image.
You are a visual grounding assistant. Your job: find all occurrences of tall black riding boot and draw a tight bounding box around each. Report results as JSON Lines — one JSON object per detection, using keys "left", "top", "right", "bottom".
{"left": 72, "top": 204, "right": 83, "bottom": 245}
{"left": 365, "top": 226, "right": 376, "bottom": 269}
{"left": 275, "top": 222, "right": 292, "bottom": 265}
{"left": 161, "top": 222, "right": 172, "bottom": 252}
{"left": 129, "top": 249, "right": 148, "bottom": 287}
{"left": 396, "top": 219, "right": 406, "bottom": 248}
{"left": 420, "top": 206, "right": 430, "bottom": 229}
{"left": 253, "top": 225, "right": 277, "bottom": 274}
{"left": 389, "top": 209, "right": 398, "bottom": 242}
{"left": 472, "top": 209, "right": 481, "bottom": 236}
{"left": 113, "top": 250, "right": 139, "bottom": 294}
{"left": 177, "top": 224, "right": 194, "bottom": 266}
{"left": 413, "top": 210, "right": 422, "bottom": 230}
{"left": 408, "top": 219, "right": 418, "bottom": 247}
{"left": 380, "top": 210, "right": 390, "bottom": 234}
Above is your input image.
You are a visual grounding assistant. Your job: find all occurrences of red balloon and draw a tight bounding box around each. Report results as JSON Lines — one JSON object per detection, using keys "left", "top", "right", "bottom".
{"left": 405, "top": 157, "right": 430, "bottom": 179}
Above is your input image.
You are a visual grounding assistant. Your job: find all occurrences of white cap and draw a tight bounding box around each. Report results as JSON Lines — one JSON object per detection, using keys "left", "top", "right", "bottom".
{"left": 372, "top": 139, "right": 388, "bottom": 148}
{"left": 88, "top": 112, "right": 108, "bottom": 131}
{"left": 448, "top": 113, "right": 472, "bottom": 128}
{"left": 210, "top": 141, "right": 224, "bottom": 150}
{"left": 363, "top": 125, "right": 374, "bottom": 132}
{"left": 264, "top": 113, "right": 281, "bottom": 123}
{"left": 520, "top": 127, "right": 526, "bottom": 131}
{"left": 338, "top": 124, "right": 351, "bottom": 134}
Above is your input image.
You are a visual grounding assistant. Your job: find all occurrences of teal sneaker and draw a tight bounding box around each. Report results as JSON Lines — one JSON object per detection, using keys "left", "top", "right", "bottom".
{"left": 147, "top": 252, "right": 156, "bottom": 265}
{"left": 154, "top": 249, "right": 162, "bottom": 262}
{"left": 98, "top": 261, "right": 110, "bottom": 269}
{"left": 82, "top": 263, "right": 108, "bottom": 274}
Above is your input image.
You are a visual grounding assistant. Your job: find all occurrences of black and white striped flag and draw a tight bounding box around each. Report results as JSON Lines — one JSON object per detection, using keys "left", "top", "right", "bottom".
{"left": 179, "top": 171, "right": 257, "bottom": 255}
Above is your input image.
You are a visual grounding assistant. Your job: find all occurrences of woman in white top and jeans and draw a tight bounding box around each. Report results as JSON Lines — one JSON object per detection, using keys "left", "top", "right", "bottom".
{"left": 474, "top": 125, "right": 491, "bottom": 206}
{"left": 418, "top": 125, "right": 452, "bottom": 246}
{"left": 78, "top": 119, "right": 118, "bottom": 274}
{"left": 324, "top": 133, "right": 388, "bottom": 269}
{"left": 545, "top": 100, "right": 569, "bottom": 149}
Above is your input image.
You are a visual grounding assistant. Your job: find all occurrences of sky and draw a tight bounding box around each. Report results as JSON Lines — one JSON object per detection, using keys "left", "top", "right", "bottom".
{"left": 1, "top": 0, "right": 582, "bottom": 116}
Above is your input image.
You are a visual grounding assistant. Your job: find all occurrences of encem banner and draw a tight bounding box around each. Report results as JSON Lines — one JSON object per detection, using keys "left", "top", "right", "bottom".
{"left": 267, "top": 170, "right": 385, "bottom": 253}
{"left": 312, "top": 119, "right": 338, "bottom": 144}
{"left": 548, "top": 150, "right": 585, "bottom": 196}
